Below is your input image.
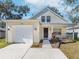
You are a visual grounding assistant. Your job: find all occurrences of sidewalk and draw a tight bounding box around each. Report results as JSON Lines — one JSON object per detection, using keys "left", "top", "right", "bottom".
{"left": 42, "top": 40, "right": 52, "bottom": 48}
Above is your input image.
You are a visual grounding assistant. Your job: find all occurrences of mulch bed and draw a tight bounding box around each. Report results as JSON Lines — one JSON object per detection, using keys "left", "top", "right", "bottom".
{"left": 31, "top": 40, "right": 43, "bottom": 48}
{"left": 49, "top": 40, "right": 60, "bottom": 48}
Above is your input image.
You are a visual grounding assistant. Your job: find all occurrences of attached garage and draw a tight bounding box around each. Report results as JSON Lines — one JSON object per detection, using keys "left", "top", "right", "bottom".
{"left": 14, "top": 25, "right": 33, "bottom": 43}
{"left": 6, "top": 20, "right": 40, "bottom": 45}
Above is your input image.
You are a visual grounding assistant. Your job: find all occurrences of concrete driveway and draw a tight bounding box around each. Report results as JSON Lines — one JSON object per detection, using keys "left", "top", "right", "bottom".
{"left": 23, "top": 48, "right": 68, "bottom": 59}
{"left": 0, "top": 40, "right": 68, "bottom": 59}
{"left": 0, "top": 43, "right": 32, "bottom": 59}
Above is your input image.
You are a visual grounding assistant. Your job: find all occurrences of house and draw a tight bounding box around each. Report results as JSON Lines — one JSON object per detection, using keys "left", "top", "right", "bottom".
{"left": 66, "top": 23, "right": 79, "bottom": 38}
{"left": 0, "top": 27, "right": 5, "bottom": 39}
{"left": 6, "top": 7, "right": 69, "bottom": 45}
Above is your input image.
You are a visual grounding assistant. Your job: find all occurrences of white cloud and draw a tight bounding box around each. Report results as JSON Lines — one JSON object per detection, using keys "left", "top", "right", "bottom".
{"left": 25, "top": 0, "right": 61, "bottom": 7}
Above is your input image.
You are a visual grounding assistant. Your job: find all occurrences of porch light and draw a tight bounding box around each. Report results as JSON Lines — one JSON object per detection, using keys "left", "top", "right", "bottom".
{"left": 8, "top": 26, "right": 12, "bottom": 30}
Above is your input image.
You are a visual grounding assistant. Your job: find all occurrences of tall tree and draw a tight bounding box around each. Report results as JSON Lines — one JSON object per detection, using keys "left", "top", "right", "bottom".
{"left": 62, "top": 0, "right": 79, "bottom": 40}
{"left": 70, "top": 15, "right": 79, "bottom": 40}
{"left": 0, "top": 0, "right": 30, "bottom": 20}
{"left": 64, "top": 0, "right": 76, "bottom": 5}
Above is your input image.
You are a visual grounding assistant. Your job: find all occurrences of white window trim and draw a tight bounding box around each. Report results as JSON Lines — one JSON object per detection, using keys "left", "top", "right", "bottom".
{"left": 41, "top": 16, "right": 51, "bottom": 23}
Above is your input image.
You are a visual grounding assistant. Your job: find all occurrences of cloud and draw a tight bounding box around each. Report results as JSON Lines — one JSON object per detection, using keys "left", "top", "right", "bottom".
{"left": 25, "top": 0, "right": 61, "bottom": 7}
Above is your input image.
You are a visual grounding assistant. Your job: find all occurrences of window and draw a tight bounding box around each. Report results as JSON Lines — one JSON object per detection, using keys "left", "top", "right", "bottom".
{"left": 41, "top": 16, "right": 45, "bottom": 22}
{"left": 53, "top": 28, "right": 61, "bottom": 35}
{"left": 47, "top": 16, "right": 51, "bottom": 22}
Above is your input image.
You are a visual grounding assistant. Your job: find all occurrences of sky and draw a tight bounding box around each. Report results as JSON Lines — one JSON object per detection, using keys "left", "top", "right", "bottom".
{"left": 18, "top": 0, "right": 69, "bottom": 19}
{"left": 2, "top": 0, "right": 77, "bottom": 21}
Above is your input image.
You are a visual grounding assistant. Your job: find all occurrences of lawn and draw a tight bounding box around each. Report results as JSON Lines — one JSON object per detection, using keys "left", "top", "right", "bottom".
{"left": 0, "top": 39, "right": 9, "bottom": 48}
{"left": 60, "top": 41, "right": 79, "bottom": 59}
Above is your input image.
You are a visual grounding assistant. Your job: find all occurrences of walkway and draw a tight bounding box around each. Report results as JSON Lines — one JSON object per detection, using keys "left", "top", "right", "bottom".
{"left": 42, "top": 40, "right": 52, "bottom": 48}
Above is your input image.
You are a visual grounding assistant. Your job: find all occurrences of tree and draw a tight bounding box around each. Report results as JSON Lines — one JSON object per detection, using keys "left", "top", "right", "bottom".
{"left": 0, "top": 21, "right": 6, "bottom": 28}
{"left": 0, "top": 0, "right": 30, "bottom": 20}
{"left": 71, "top": 5, "right": 79, "bottom": 15}
{"left": 64, "top": 0, "right": 76, "bottom": 5}
{"left": 70, "top": 15, "right": 79, "bottom": 40}
{"left": 62, "top": 0, "right": 79, "bottom": 40}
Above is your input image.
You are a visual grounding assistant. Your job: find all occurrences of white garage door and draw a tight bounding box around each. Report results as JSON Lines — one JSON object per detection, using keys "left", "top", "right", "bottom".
{"left": 14, "top": 25, "right": 33, "bottom": 43}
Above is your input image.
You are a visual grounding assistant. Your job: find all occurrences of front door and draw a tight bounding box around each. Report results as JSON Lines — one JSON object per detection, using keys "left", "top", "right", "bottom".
{"left": 44, "top": 28, "right": 48, "bottom": 38}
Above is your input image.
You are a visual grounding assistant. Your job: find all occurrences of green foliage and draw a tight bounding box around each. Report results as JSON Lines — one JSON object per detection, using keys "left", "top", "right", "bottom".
{"left": 64, "top": 0, "right": 76, "bottom": 5}
{"left": 0, "top": 21, "right": 6, "bottom": 28}
{"left": 70, "top": 16, "right": 79, "bottom": 24}
{"left": 0, "top": 0, "right": 30, "bottom": 19}
{"left": 0, "top": 39, "right": 9, "bottom": 48}
{"left": 75, "top": 38, "right": 79, "bottom": 41}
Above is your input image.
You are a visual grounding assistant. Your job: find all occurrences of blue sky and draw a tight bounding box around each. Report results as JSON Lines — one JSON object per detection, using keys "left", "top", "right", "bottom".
{"left": 12, "top": 0, "right": 68, "bottom": 19}
{"left": 5, "top": 0, "right": 79, "bottom": 21}
{"left": 1, "top": 0, "right": 79, "bottom": 15}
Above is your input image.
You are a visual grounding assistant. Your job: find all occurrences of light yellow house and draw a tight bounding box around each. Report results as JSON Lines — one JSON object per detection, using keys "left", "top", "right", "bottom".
{"left": 6, "top": 7, "right": 69, "bottom": 45}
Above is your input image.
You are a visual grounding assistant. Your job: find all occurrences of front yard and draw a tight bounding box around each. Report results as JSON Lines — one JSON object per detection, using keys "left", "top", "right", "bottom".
{"left": 0, "top": 39, "right": 9, "bottom": 48}
{"left": 60, "top": 41, "right": 79, "bottom": 59}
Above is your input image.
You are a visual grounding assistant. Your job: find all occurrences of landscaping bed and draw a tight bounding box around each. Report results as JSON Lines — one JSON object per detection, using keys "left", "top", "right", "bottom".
{"left": 31, "top": 40, "right": 43, "bottom": 48}
{"left": 49, "top": 40, "right": 60, "bottom": 48}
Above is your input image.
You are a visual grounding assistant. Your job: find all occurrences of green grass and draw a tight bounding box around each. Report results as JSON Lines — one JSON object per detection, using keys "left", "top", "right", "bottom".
{"left": 0, "top": 39, "right": 9, "bottom": 48}
{"left": 60, "top": 41, "right": 79, "bottom": 59}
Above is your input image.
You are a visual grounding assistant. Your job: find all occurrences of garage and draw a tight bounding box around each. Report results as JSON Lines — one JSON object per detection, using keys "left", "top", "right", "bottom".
{"left": 13, "top": 25, "right": 33, "bottom": 43}
{"left": 7, "top": 20, "right": 40, "bottom": 45}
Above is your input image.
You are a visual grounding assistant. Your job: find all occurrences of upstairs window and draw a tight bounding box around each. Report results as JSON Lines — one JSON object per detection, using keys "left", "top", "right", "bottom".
{"left": 47, "top": 16, "right": 51, "bottom": 22}
{"left": 41, "top": 16, "right": 45, "bottom": 22}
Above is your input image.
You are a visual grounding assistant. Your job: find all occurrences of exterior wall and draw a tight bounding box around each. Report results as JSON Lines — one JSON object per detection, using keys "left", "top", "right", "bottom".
{"left": 33, "top": 22, "right": 40, "bottom": 45}
{"left": 40, "top": 24, "right": 67, "bottom": 39}
{"left": 6, "top": 20, "right": 67, "bottom": 44}
{"left": 37, "top": 11, "right": 66, "bottom": 24}
{"left": 36, "top": 10, "right": 67, "bottom": 39}
{"left": 7, "top": 26, "right": 14, "bottom": 42}
{"left": 6, "top": 20, "right": 40, "bottom": 45}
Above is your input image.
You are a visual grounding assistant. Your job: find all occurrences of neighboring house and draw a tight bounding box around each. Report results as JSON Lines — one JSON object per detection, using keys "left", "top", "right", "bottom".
{"left": 0, "top": 27, "right": 5, "bottom": 39}
{"left": 6, "top": 7, "right": 69, "bottom": 45}
{"left": 66, "top": 23, "right": 79, "bottom": 38}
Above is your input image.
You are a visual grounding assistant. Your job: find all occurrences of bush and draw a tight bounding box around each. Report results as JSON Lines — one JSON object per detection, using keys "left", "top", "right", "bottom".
{"left": 0, "top": 39, "right": 9, "bottom": 48}
{"left": 75, "top": 38, "right": 79, "bottom": 41}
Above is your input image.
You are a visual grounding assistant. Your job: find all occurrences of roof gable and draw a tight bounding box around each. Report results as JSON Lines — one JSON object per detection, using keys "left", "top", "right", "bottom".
{"left": 31, "top": 7, "right": 68, "bottom": 23}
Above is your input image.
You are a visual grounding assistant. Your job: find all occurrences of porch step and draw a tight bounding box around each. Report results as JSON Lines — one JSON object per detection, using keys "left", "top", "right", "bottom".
{"left": 42, "top": 40, "right": 52, "bottom": 48}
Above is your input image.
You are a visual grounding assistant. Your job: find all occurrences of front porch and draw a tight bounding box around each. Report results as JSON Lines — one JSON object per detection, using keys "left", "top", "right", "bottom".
{"left": 40, "top": 23, "right": 67, "bottom": 40}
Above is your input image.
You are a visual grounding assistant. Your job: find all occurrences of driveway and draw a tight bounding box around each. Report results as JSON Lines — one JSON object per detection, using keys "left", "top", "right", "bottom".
{"left": 23, "top": 40, "right": 68, "bottom": 59}
{"left": 23, "top": 48, "right": 68, "bottom": 59}
{"left": 0, "top": 40, "right": 68, "bottom": 59}
{"left": 0, "top": 43, "right": 32, "bottom": 59}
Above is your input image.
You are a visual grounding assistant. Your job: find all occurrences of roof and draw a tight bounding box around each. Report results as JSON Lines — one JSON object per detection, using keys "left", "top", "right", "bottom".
{"left": 30, "top": 6, "right": 68, "bottom": 23}
{"left": 67, "top": 23, "right": 79, "bottom": 30}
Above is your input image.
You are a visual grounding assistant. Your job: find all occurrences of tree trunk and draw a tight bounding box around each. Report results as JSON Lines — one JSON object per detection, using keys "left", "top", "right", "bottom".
{"left": 72, "top": 25, "right": 75, "bottom": 40}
